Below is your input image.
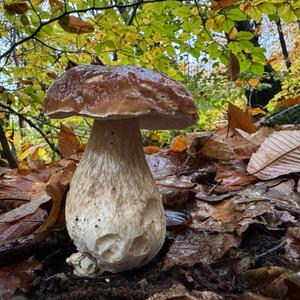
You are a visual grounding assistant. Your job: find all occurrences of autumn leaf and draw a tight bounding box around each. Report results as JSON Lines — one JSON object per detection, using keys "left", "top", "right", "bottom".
{"left": 49, "top": 0, "right": 63, "bottom": 9}
{"left": 275, "top": 97, "right": 300, "bottom": 109}
{"left": 3, "top": 2, "right": 28, "bottom": 14}
{"left": 58, "top": 16, "right": 94, "bottom": 34}
{"left": 228, "top": 52, "right": 240, "bottom": 81}
{"left": 170, "top": 135, "right": 188, "bottom": 153}
{"left": 246, "top": 107, "right": 267, "bottom": 117}
{"left": 247, "top": 130, "right": 300, "bottom": 180}
{"left": 248, "top": 78, "right": 260, "bottom": 87}
{"left": 228, "top": 102, "right": 257, "bottom": 133}
{"left": 211, "top": 0, "right": 240, "bottom": 10}
{"left": 58, "top": 124, "right": 81, "bottom": 158}
{"left": 143, "top": 145, "right": 160, "bottom": 155}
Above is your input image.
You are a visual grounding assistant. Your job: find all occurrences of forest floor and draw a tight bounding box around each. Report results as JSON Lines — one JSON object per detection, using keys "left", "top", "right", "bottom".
{"left": 1, "top": 125, "right": 300, "bottom": 300}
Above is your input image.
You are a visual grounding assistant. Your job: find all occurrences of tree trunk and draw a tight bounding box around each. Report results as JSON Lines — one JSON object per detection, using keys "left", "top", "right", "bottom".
{"left": 276, "top": 19, "right": 291, "bottom": 70}
{"left": 0, "top": 121, "right": 18, "bottom": 168}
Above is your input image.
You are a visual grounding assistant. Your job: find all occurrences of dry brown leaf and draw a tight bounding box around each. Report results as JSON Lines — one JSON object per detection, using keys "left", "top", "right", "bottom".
{"left": 235, "top": 127, "right": 273, "bottom": 147}
{"left": 163, "top": 231, "right": 240, "bottom": 270}
{"left": 0, "top": 257, "right": 42, "bottom": 299}
{"left": 229, "top": 27, "right": 238, "bottom": 40}
{"left": 231, "top": 293, "right": 276, "bottom": 300}
{"left": 58, "top": 124, "right": 81, "bottom": 158}
{"left": 58, "top": 15, "right": 94, "bottom": 34}
{"left": 187, "top": 132, "right": 236, "bottom": 161}
{"left": 170, "top": 135, "right": 188, "bottom": 153}
{"left": 228, "top": 103, "right": 257, "bottom": 133}
{"left": 3, "top": 2, "right": 28, "bottom": 14}
{"left": 247, "top": 130, "right": 300, "bottom": 180}
{"left": 49, "top": 0, "right": 63, "bottom": 9}
{"left": 228, "top": 52, "right": 240, "bottom": 81}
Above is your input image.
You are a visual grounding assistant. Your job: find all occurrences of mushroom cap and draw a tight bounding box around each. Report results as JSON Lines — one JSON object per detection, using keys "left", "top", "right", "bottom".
{"left": 44, "top": 65, "right": 198, "bottom": 129}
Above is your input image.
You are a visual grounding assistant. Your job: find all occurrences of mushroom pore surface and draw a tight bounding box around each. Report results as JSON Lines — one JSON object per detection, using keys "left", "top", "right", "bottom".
{"left": 65, "top": 118, "right": 166, "bottom": 277}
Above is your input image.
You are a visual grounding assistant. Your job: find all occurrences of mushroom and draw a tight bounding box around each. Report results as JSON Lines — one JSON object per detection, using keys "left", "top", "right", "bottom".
{"left": 44, "top": 65, "right": 198, "bottom": 277}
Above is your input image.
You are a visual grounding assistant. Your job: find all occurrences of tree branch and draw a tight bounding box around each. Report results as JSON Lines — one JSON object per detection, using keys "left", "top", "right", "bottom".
{"left": 0, "top": 0, "right": 182, "bottom": 68}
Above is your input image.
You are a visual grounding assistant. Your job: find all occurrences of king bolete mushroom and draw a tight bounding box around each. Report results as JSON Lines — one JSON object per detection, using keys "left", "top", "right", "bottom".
{"left": 44, "top": 65, "right": 198, "bottom": 277}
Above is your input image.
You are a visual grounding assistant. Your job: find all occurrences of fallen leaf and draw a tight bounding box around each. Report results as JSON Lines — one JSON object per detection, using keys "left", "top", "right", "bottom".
{"left": 231, "top": 293, "right": 276, "bottom": 300}
{"left": 0, "top": 257, "right": 42, "bottom": 299}
{"left": 144, "top": 146, "right": 160, "bottom": 155}
{"left": 187, "top": 132, "right": 236, "bottom": 161}
{"left": 284, "top": 273, "right": 300, "bottom": 300}
{"left": 171, "top": 136, "right": 188, "bottom": 153}
{"left": 163, "top": 231, "right": 240, "bottom": 270}
{"left": 0, "top": 194, "right": 51, "bottom": 223}
{"left": 58, "top": 15, "right": 94, "bottom": 34}
{"left": 235, "top": 127, "right": 273, "bottom": 147}
{"left": 58, "top": 124, "right": 81, "bottom": 158}
{"left": 165, "top": 210, "right": 189, "bottom": 227}
{"left": 242, "top": 266, "right": 294, "bottom": 300}
{"left": 214, "top": 160, "right": 257, "bottom": 193}
{"left": 228, "top": 103, "right": 257, "bottom": 133}
{"left": 283, "top": 227, "right": 300, "bottom": 266}
{"left": 147, "top": 284, "right": 223, "bottom": 300}
{"left": 228, "top": 52, "right": 240, "bottom": 81}
{"left": 246, "top": 107, "right": 267, "bottom": 116}
{"left": 247, "top": 130, "right": 300, "bottom": 180}
{"left": 0, "top": 208, "right": 47, "bottom": 244}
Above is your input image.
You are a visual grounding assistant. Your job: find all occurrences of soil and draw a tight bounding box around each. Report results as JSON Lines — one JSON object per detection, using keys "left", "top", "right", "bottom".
{"left": 20, "top": 224, "right": 291, "bottom": 300}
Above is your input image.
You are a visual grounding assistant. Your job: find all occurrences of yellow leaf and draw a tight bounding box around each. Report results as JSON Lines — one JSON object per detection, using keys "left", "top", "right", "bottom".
{"left": 18, "top": 160, "right": 29, "bottom": 170}
{"left": 19, "top": 148, "right": 31, "bottom": 161}
{"left": 171, "top": 136, "right": 188, "bottom": 153}
{"left": 191, "top": 7, "right": 198, "bottom": 15}
{"left": 246, "top": 107, "right": 267, "bottom": 116}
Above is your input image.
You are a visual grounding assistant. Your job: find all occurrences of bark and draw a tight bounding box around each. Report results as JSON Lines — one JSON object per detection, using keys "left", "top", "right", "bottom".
{"left": 276, "top": 19, "right": 291, "bottom": 70}
{"left": 0, "top": 121, "right": 18, "bottom": 168}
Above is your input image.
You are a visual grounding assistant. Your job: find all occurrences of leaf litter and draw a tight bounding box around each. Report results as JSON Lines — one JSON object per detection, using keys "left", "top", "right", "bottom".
{"left": 1, "top": 124, "right": 300, "bottom": 299}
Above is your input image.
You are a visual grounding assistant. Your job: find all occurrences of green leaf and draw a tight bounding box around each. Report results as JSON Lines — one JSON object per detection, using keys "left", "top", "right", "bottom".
{"left": 250, "top": 62, "right": 264, "bottom": 75}
{"left": 277, "top": 4, "right": 297, "bottom": 23}
{"left": 248, "top": 6, "right": 263, "bottom": 21}
{"left": 222, "top": 18, "right": 235, "bottom": 33}
{"left": 207, "top": 42, "right": 222, "bottom": 59}
{"left": 172, "top": 6, "right": 191, "bottom": 17}
{"left": 240, "top": 60, "right": 252, "bottom": 71}
{"left": 225, "top": 8, "right": 247, "bottom": 21}
{"left": 259, "top": 3, "right": 276, "bottom": 14}
{"left": 228, "top": 41, "right": 241, "bottom": 53}
{"left": 236, "top": 31, "right": 254, "bottom": 40}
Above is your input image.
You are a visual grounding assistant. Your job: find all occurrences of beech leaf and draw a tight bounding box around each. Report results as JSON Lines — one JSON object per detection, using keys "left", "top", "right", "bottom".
{"left": 247, "top": 130, "right": 300, "bottom": 180}
{"left": 228, "top": 102, "right": 257, "bottom": 133}
{"left": 58, "top": 124, "right": 81, "bottom": 158}
{"left": 58, "top": 16, "right": 94, "bottom": 34}
{"left": 3, "top": 2, "right": 28, "bottom": 14}
{"left": 228, "top": 52, "right": 240, "bottom": 81}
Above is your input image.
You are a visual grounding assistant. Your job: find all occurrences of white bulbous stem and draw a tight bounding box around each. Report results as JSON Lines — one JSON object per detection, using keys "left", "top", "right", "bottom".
{"left": 65, "top": 119, "right": 166, "bottom": 277}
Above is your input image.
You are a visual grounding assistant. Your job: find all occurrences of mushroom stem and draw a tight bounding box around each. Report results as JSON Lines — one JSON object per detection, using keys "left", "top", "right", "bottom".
{"left": 65, "top": 118, "right": 166, "bottom": 277}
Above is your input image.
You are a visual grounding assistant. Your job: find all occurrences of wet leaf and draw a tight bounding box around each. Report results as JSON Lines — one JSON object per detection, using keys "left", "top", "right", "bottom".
{"left": 214, "top": 160, "right": 257, "bottom": 193}
{"left": 58, "top": 124, "right": 81, "bottom": 159}
{"left": 0, "top": 257, "right": 42, "bottom": 299}
{"left": 247, "top": 130, "right": 300, "bottom": 180}
{"left": 0, "top": 208, "right": 47, "bottom": 244}
{"left": 163, "top": 231, "right": 240, "bottom": 269}
{"left": 228, "top": 103, "right": 257, "bottom": 133}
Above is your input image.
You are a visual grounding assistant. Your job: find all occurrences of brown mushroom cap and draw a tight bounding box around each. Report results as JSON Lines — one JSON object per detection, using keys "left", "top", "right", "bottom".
{"left": 44, "top": 65, "right": 198, "bottom": 129}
